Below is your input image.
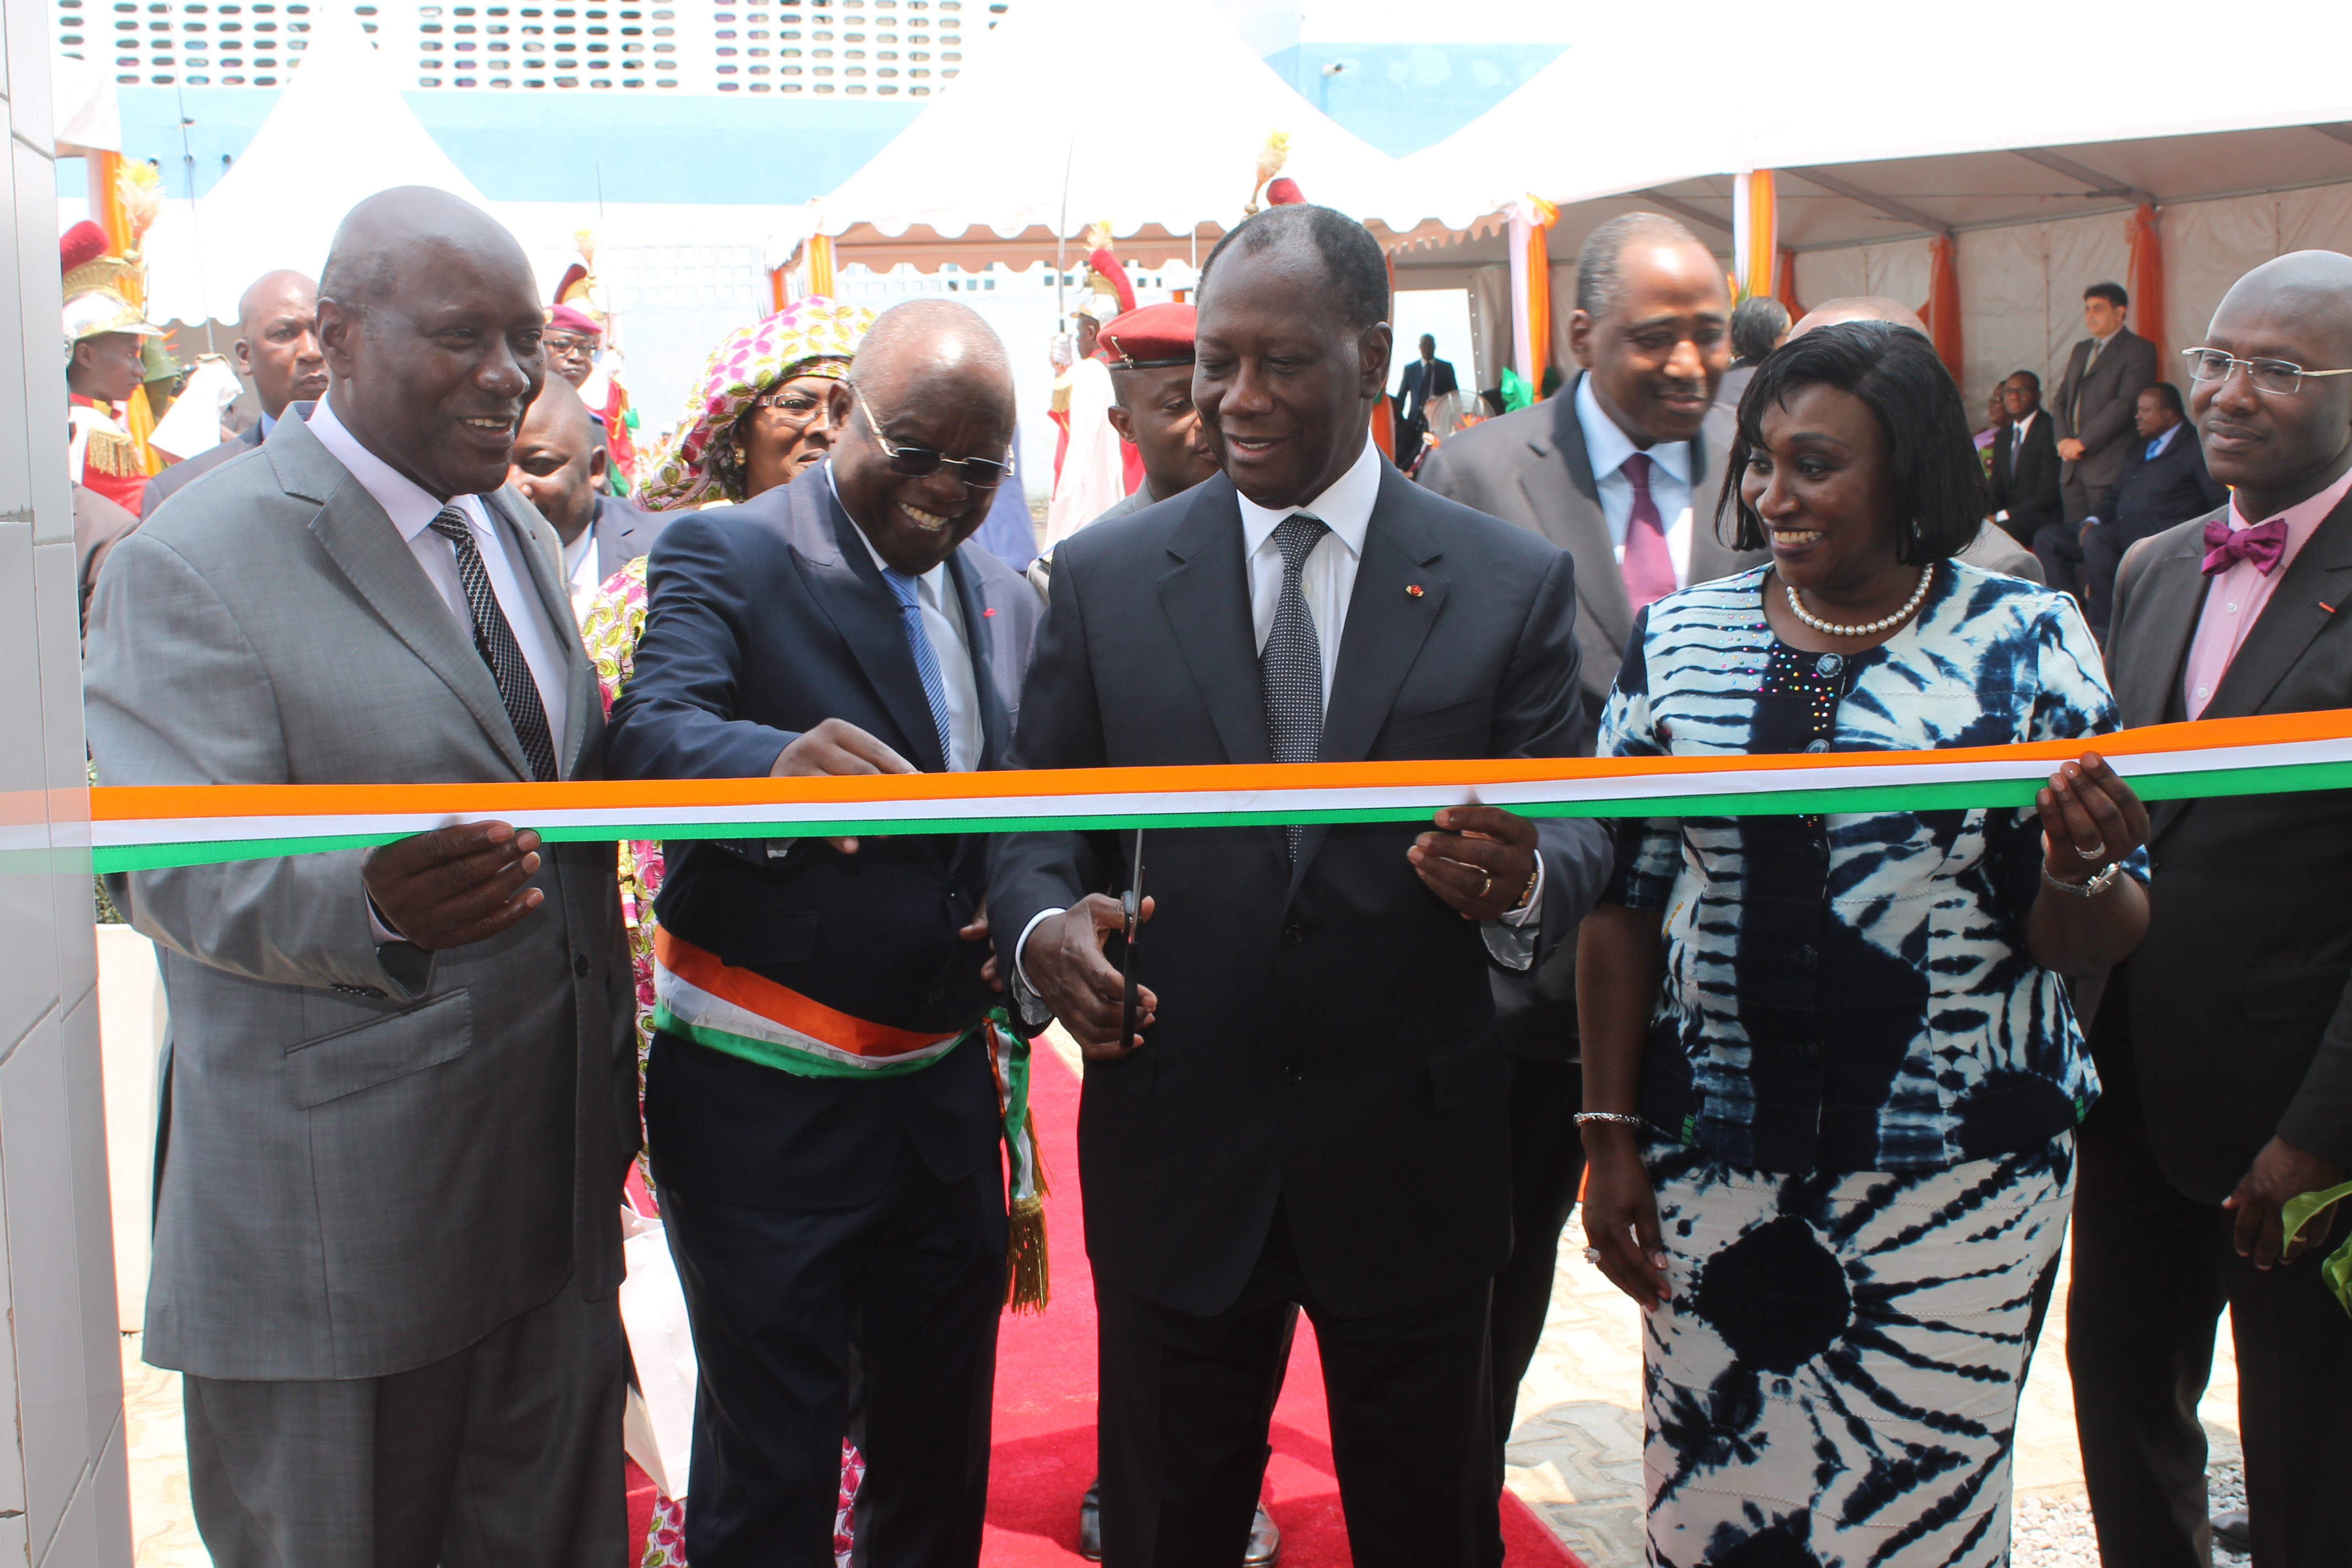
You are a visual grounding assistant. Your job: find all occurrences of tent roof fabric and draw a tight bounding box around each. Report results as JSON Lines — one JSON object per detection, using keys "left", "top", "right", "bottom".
{"left": 138, "top": 8, "right": 491, "bottom": 326}
{"left": 805, "top": 0, "right": 1487, "bottom": 269}
{"left": 1393, "top": 0, "right": 2352, "bottom": 258}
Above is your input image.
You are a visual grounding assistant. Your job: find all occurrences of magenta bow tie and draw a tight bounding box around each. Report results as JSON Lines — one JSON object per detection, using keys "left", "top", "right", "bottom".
{"left": 2202, "top": 516, "right": 2290, "bottom": 576}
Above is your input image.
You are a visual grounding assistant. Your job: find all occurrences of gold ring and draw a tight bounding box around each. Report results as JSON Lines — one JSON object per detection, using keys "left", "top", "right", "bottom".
{"left": 1477, "top": 870, "right": 1494, "bottom": 900}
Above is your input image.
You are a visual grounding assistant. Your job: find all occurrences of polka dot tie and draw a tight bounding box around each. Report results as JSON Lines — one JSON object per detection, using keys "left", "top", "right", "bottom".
{"left": 428, "top": 507, "right": 559, "bottom": 783}
{"left": 1260, "top": 513, "right": 1330, "bottom": 860}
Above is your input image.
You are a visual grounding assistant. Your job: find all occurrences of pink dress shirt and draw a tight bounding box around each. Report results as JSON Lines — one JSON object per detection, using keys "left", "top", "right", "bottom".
{"left": 2180, "top": 466, "right": 2352, "bottom": 717}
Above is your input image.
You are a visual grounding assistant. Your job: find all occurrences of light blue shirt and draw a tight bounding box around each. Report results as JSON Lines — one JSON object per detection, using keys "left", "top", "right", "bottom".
{"left": 1578, "top": 373, "right": 1695, "bottom": 586}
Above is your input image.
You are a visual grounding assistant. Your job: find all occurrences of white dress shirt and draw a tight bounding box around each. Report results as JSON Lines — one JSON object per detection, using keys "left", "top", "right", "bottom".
{"left": 1014, "top": 435, "right": 1539, "bottom": 997}
{"left": 1578, "top": 374, "right": 1696, "bottom": 587}
{"left": 309, "top": 393, "right": 572, "bottom": 751}
{"left": 833, "top": 468, "right": 983, "bottom": 774}
{"left": 562, "top": 524, "right": 603, "bottom": 624}
{"left": 1235, "top": 434, "right": 1384, "bottom": 705}
{"left": 312, "top": 394, "right": 575, "bottom": 946}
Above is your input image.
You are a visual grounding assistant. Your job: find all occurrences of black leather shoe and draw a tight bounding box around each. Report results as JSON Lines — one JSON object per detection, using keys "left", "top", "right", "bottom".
{"left": 1077, "top": 1483, "right": 1278, "bottom": 1566}
{"left": 2213, "top": 1509, "right": 2251, "bottom": 1556}
{"left": 1245, "top": 1505, "right": 1282, "bottom": 1567}
{"left": 1079, "top": 1483, "right": 1103, "bottom": 1561}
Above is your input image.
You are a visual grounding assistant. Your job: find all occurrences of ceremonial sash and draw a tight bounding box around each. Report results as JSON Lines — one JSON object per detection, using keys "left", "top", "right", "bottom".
{"left": 649, "top": 928, "right": 1052, "bottom": 1310}
{"left": 79, "top": 709, "right": 2352, "bottom": 873}
{"left": 650, "top": 927, "right": 966, "bottom": 1079}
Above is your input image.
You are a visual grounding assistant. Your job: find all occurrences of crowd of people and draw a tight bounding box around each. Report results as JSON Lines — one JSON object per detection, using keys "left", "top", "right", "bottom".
{"left": 62, "top": 178, "right": 2352, "bottom": 1568}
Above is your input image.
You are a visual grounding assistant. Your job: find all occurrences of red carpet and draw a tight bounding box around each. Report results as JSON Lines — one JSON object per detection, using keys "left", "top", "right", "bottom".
{"left": 983, "top": 1047, "right": 1582, "bottom": 1568}
{"left": 624, "top": 1046, "right": 1584, "bottom": 1567}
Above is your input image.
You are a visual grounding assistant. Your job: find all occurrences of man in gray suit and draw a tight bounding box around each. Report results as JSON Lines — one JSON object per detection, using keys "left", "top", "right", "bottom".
{"left": 2055, "top": 280, "right": 2161, "bottom": 533}
{"left": 141, "top": 268, "right": 326, "bottom": 518}
{"left": 83, "top": 187, "right": 636, "bottom": 1568}
{"left": 1416, "top": 209, "right": 1759, "bottom": 1480}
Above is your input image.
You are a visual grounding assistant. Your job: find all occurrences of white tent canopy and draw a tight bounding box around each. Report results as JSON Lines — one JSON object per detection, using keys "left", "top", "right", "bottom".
{"left": 139, "top": 6, "right": 491, "bottom": 326}
{"left": 1389, "top": 0, "right": 2352, "bottom": 411}
{"left": 802, "top": 0, "right": 1478, "bottom": 273}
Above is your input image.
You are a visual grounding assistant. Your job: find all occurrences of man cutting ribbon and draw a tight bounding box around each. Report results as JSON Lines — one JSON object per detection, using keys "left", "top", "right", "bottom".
{"left": 606, "top": 299, "right": 1042, "bottom": 1568}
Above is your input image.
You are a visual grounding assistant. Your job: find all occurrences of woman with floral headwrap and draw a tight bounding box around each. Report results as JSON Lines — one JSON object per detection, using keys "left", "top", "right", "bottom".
{"left": 578, "top": 296, "right": 875, "bottom": 1568}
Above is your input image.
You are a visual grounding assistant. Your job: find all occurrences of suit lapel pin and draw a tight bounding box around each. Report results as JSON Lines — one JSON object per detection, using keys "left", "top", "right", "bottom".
{"left": 982, "top": 606, "right": 997, "bottom": 617}
{"left": 1406, "top": 584, "right": 1425, "bottom": 597}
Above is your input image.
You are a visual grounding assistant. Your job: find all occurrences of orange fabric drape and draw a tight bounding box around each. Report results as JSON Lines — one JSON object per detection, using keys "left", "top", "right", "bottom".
{"left": 1775, "top": 246, "right": 1803, "bottom": 322}
{"left": 1372, "top": 249, "right": 1398, "bottom": 461}
{"left": 803, "top": 234, "right": 837, "bottom": 299}
{"left": 1922, "top": 235, "right": 1964, "bottom": 385}
{"left": 1734, "top": 172, "right": 1777, "bottom": 302}
{"left": 1520, "top": 197, "right": 1559, "bottom": 390}
{"left": 768, "top": 268, "right": 788, "bottom": 313}
{"left": 2126, "top": 203, "right": 2166, "bottom": 371}
{"left": 89, "top": 152, "right": 134, "bottom": 274}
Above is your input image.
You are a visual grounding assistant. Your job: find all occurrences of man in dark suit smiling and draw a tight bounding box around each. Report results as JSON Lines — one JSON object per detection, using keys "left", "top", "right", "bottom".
{"left": 607, "top": 300, "right": 1042, "bottom": 1568}
{"left": 993, "top": 204, "right": 1611, "bottom": 1567}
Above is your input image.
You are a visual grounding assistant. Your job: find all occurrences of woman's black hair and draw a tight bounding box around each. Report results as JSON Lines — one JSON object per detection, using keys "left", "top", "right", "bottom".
{"left": 1714, "top": 318, "right": 1991, "bottom": 564}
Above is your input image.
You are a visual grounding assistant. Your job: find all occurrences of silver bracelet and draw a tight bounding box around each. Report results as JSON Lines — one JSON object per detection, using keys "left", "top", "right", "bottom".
{"left": 1575, "top": 1111, "right": 1644, "bottom": 1128}
{"left": 2043, "top": 862, "right": 2124, "bottom": 899}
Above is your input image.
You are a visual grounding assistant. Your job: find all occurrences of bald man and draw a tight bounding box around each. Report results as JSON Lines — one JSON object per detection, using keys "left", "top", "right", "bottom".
{"left": 143, "top": 268, "right": 327, "bottom": 517}
{"left": 85, "top": 188, "right": 636, "bottom": 1566}
{"left": 1783, "top": 296, "right": 2045, "bottom": 583}
{"left": 507, "top": 374, "right": 666, "bottom": 619}
{"left": 2075, "top": 251, "right": 2352, "bottom": 1568}
{"left": 607, "top": 299, "right": 1043, "bottom": 1568}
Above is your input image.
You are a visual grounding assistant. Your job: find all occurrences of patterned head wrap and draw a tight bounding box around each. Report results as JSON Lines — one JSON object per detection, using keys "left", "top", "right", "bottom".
{"left": 638, "top": 295, "right": 876, "bottom": 510}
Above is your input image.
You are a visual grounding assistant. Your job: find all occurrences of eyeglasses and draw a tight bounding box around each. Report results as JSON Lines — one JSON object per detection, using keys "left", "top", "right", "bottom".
{"left": 752, "top": 386, "right": 836, "bottom": 429}
{"left": 850, "top": 383, "right": 1015, "bottom": 488}
{"left": 2181, "top": 347, "right": 2352, "bottom": 395}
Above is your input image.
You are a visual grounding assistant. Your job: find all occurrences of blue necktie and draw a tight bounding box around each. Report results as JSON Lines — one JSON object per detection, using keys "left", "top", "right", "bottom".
{"left": 882, "top": 567, "right": 954, "bottom": 770}
{"left": 2147, "top": 437, "right": 2165, "bottom": 460}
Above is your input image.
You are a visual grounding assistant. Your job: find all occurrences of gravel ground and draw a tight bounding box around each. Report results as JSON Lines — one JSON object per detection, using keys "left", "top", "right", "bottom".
{"left": 2013, "top": 1462, "right": 2248, "bottom": 1566}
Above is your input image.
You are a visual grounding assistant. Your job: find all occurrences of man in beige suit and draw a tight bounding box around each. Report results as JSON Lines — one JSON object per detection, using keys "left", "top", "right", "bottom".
{"left": 83, "top": 188, "right": 637, "bottom": 1567}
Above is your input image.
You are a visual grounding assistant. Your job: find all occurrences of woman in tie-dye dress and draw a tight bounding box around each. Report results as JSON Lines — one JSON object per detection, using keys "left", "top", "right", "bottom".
{"left": 1577, "top": 321, "right": 2154, "bottom": 1567}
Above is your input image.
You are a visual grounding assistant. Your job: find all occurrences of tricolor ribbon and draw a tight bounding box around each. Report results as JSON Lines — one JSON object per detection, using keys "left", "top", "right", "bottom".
{"left": 79, "top": 709, "right": 2352, "bottom": 874}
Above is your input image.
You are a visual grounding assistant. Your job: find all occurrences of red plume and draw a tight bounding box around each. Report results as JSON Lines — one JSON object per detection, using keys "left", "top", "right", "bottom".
{"left": 1265, "top": 177, "right": 1306, "bottom": 206}
{"left": 1087, "top": 246, "right": 1137, "bottom": 315}
{"left": 60, "top": 219, "right": 111, "bottom": 276}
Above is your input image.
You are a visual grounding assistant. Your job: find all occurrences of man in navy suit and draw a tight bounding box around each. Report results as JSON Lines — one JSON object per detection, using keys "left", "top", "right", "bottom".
{"left": 606, "top": 300, "right": 1041, "bottom": 1568}
{"left": 1991, "top": 369, "right": 2065, "bottom": 560}
{"left": 2078, "top": 380, "right": 2226, "bottom": 641}
{"left": 993, "top": 205, "right": 1611, "bottom": 1568}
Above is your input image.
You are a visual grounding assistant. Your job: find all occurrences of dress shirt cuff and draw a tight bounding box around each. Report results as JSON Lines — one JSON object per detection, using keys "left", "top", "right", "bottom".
{"left": 1009, "top": 907, "right": 1066, "bottom": 1030}
{"left": 1480, "top": 856, "right": 1543, "bottom": 971}
{"left": 366, "top": 886, "right": 410, "bottom": 947}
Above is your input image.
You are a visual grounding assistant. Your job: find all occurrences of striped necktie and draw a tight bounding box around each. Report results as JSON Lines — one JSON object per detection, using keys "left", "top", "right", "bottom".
{"left": 427, "top": 506, "right": 558, "bottom": 782}
{"left": 882, "top": 566, "right": 955, "bottom": 770}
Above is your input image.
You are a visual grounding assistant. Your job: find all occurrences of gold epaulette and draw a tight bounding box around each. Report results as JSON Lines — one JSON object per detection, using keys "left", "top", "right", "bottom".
{"left": 83, "top": 426, "right": 144, "bottom": 477}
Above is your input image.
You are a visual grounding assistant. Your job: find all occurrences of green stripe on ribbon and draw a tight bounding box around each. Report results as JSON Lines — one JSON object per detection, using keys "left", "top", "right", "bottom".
{"left": 85, "top": 756, "right": 2352, "bottom": 874}
{"left": 649, "top": 1002, "right": 973, "bottom": 1080}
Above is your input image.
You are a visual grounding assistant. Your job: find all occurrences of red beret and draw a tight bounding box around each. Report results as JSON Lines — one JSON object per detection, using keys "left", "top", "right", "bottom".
{"left": 546, "top": 303, "right": 602, "bottom": 338}
{"left": 61, "top": 220, "right": 111, "bottom": 277}
{"left": 1099, "top": 302, "right": 1196, "bottom": 370}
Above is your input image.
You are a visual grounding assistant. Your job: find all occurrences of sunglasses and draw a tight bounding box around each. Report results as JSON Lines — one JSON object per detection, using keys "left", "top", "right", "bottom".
{"left": 851, "top": 383, "right": 1015, "bottom": 488}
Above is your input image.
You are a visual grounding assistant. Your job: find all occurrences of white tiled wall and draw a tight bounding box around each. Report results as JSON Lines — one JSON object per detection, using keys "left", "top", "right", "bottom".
{"left": 2, "top": 0, "right": 137, "bottom": 1556}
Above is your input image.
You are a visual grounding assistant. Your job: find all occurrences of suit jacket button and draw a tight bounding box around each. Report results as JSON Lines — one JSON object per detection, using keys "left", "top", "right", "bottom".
{"left": 573, "top": 955, "right": 591, "bottom": 978}
{"left": 1281, "top": 924, "right": 1303, "bottom": 946}
{"left": 927, "top": 986, "right": 945, "bottom": 1004}
{"left": 1281, "top": 1063, "right": 1304, "bottom": 1084}
{"left": 1794, "top": 944, "right": 1818, "bottom": 972}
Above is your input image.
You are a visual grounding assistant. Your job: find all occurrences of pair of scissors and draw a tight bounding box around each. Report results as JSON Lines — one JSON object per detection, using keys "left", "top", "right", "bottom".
{"left": 1119, "top": 827, "right": 1146, "bottom": 1050}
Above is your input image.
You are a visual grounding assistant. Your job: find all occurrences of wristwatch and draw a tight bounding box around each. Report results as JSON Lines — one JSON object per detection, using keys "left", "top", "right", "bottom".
{"left": 2043, "top": 861, "right": 2124, "bottom": 898}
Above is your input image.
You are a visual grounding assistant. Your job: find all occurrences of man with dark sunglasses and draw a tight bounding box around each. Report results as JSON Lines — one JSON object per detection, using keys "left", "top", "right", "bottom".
{"left": 607, "top": 300, "right": 1043, "bottom": 1568}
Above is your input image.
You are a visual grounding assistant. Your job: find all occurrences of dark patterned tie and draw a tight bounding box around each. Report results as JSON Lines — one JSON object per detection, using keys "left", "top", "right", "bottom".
{"left": 1260, "top": 513, "right": 1330, "bottom": 859}
{"left": 428, "top": 506, "right": 559, "bottom": 782}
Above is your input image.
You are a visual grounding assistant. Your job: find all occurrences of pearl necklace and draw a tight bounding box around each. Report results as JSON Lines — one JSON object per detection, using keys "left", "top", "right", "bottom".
{"left": 1785, "top": 565, "right": 1934, "bottom": 638}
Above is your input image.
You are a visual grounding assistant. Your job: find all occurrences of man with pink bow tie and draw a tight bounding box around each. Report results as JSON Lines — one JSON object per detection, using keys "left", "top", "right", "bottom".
{"left": 2075, "top": 250, "right": 2352, "bottom": 1568}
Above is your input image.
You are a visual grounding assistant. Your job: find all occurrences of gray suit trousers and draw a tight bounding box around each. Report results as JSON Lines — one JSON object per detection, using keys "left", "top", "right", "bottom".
{"left": 183, "top": 1282, "right": 628, "bottom": 1568}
